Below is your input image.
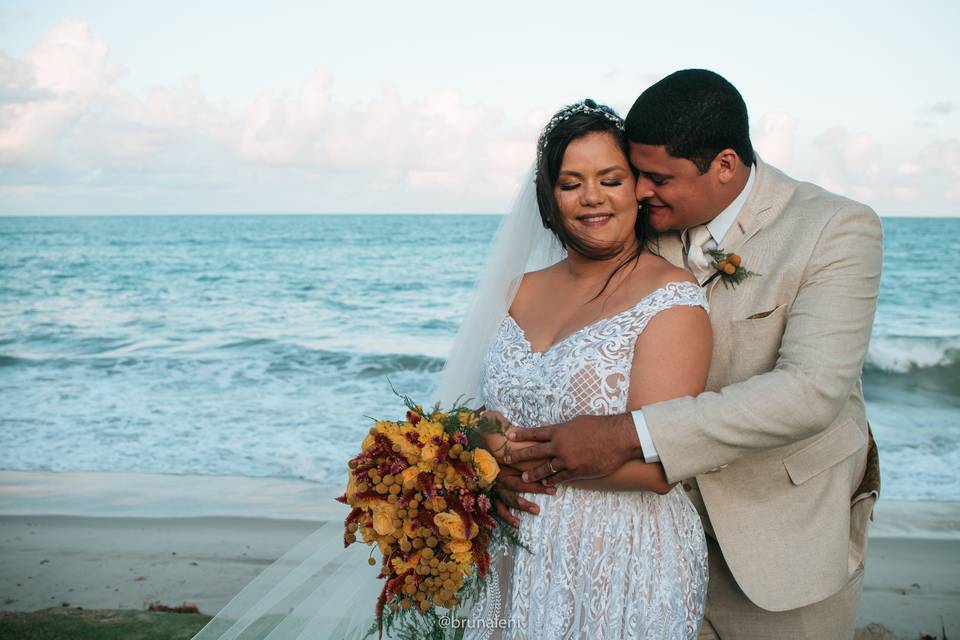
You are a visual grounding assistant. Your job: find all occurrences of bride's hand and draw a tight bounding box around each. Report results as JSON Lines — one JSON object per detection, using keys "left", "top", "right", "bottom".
{"left": 479, "top": 409, "right": 555, "bottom": 526}
{"left": 479, "top": 410, "right": 548, "bottom": 472}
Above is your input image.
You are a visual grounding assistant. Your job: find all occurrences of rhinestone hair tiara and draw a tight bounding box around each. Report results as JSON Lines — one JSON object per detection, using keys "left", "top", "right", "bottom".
{"left": 536, "top": 98, "right": 625, "bottom": 164}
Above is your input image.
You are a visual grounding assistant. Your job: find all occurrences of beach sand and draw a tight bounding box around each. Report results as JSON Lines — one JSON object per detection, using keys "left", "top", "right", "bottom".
{"left": 1, "top": 470, "right": 958, "bottom": 639}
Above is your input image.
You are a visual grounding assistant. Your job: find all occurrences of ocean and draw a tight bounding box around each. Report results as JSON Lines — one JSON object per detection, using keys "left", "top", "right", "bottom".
{"left": 0, "top": 215, "right": 957, "bottom": 501}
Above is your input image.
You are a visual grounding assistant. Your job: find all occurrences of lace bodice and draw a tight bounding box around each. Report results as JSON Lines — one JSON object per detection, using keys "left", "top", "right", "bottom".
{"left": 477, "top": 280, "right": 709, "bottom": 640}
{"left": 482, "top": 280, "right": 708, "bottom": 428}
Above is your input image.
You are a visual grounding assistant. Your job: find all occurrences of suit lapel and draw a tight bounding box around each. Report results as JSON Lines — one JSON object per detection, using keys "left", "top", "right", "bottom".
{"left": 720, "top": 162, "right": 774, "bottom": 255}
{"left": 705, "top": 158, "right": 792, "bottom": 299}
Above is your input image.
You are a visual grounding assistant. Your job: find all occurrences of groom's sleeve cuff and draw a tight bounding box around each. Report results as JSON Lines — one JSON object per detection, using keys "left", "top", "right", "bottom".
{"left": 631, "top": 409, "right": 660, "bottom": 463}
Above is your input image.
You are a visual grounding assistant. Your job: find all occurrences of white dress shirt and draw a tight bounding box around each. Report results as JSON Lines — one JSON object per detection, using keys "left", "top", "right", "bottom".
{"left": 632, "top": 164, "right": 755, "bottom": 462}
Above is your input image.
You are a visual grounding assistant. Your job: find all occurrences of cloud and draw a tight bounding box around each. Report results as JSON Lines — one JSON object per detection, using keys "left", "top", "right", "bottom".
{"left": 896, "top": 162, "right": 922, "bottom": 176}
{"left": 753, "top": 111, "right": 796, "bottom": 165}
{"left": 806, "top": 131, "right": 960, "bottom": 214}
{"left": 920, "top": 138, "right": 960, "bottom": 203}
{"left": 0, "top": 21, "right": 123, "bottom": 165}
{"left": 892, "top": 186, "right": 915, "bottom": 201}
{"left": 234, "top": 74, "right": 535, "bottom": 208}
{"left": 811, "top": 126, "right": 882, "bottom": 200}
{"left": 0, "top": 52, "right": 53, "bottom": 104}
{"left": 0, "top": 20, "right": 542, "bottom": 213}
{"left": 924, "top": 101, "right": 955, "bottom": 116}
{"left": 1, "top": 20, "right": 957, "bottom": 216}
{"left": 887, "top": 139, "right": 960, "bottom": 207}
{"left": 0, "top": 20, "right": 234, "bottom": 176}
{"left": 237, "top": 67, "right": 333, "bottom": 166}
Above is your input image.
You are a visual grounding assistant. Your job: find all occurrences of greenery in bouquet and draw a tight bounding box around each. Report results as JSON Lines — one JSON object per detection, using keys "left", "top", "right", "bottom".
{"left": 335, "top": 385, "right": 526, "bottom": 639}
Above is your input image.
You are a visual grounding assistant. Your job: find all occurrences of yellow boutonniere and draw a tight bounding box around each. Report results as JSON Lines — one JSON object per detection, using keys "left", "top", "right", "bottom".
{"left": 704, "top": 249, "right": 759, "bottom": 289}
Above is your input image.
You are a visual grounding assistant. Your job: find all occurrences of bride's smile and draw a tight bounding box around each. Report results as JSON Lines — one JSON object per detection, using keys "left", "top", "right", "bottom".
{"left": 576, "top": 212, "right": 613, "bottom": 226}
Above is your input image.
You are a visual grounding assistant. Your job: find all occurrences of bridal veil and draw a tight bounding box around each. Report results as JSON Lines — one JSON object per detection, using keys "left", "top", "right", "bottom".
{"left": 190, "top": 165, "right": 563, "bottom": 640}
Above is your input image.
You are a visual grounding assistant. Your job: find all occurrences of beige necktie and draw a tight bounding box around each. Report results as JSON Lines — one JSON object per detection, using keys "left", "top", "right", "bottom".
{"left": 684, "top": 225, "right": 715, "bottom": 285}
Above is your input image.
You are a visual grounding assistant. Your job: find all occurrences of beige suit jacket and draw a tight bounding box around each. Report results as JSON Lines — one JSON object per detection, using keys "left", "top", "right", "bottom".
{"left": 643, "top": 158, "right": 883, "bottom": 612}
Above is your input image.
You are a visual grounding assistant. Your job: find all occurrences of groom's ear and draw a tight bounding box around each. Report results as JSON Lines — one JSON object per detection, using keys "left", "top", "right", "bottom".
{"left": 713, "top": 148, "right": 742, "bottom": 185}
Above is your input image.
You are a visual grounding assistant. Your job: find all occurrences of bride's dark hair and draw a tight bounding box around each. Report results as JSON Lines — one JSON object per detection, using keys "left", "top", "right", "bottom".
{"left": 535, "top": 99, "right": 651, "bottom": 299}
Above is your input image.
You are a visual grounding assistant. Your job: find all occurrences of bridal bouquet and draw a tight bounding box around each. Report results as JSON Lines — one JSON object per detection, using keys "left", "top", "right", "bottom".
{"left": 336, "top": 389, "right": 522, "bottom": 638}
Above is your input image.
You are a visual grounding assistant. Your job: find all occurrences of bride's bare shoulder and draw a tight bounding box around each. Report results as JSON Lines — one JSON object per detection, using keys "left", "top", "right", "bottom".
{"left": 512, "top": 261, "right": 567, "bottom": 311}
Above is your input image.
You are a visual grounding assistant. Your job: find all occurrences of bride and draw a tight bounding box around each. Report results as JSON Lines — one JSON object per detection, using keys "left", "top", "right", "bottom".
{"left": 457, "top": 99, "right": 711, "bottom": 639}
{"left": 192, "top": 100, "right": 709, "bottom": 640}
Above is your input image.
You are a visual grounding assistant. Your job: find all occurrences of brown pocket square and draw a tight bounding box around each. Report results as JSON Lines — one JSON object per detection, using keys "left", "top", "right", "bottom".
{"left": 746, "top": 309, "right": 778, "bottom": 320}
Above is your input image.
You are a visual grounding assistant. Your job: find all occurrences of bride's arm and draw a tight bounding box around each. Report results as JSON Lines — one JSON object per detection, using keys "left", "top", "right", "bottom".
{"left": 566, "top": 292, "right": 712, "bottom": 493}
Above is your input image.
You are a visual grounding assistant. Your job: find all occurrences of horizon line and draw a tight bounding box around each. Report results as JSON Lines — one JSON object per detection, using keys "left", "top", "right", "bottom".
{"left": 2, "top": 212, "right": 958, "bottom": 219}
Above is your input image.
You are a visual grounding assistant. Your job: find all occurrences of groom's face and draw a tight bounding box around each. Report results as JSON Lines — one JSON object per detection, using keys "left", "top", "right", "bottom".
{"left": 628, "top": 142, "right": 723, "bottom": 232}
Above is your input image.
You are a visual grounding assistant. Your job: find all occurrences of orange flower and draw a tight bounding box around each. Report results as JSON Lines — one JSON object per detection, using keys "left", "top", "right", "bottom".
{"left": 446, "top": 539, "right": 472, "bottom": 554}
{"left": 373, "top": 505, "right": 397, "bottom": 536}
{"left": 434, "top": 511, "right": 479, "bottom": 540}
{"left": 473, "top": 448, "right": 500, "bottom": 484}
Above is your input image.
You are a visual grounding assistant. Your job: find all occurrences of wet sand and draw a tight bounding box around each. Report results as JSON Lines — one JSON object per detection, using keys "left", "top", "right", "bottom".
{"left": 1, "top": 470, "right": 958, "bottom": 638}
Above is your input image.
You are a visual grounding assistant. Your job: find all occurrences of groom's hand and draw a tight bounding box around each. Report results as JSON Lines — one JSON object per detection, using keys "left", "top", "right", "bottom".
{"left": 508, "top": 413, "right": 643, "bottom": 484}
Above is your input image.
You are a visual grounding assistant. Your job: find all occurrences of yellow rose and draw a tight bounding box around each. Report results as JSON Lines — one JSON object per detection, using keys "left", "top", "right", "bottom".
{"left": 473, "top": 448, "right": 500, "bottom": 484}
{"left": 446, "top": 539, "right": 472, "bottom": 554}
{"left": 433, "top": 511, "right": 479, "bottom": 540}
{"left": 386, "top": 432, "right": 420, "bottom": 461}
{"left": 418, "top": 421, "right": 444, "bottom": 440}
{"left": 421, "top": 443, "right": 439, "bottom": 463}
{"left": 373, "top": 506, "right": 396, "bottom": 536}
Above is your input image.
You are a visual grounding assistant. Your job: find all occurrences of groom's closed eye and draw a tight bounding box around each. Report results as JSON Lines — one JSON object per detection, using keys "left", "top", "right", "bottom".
{"left": 639, "top": 171, "right": 670, "bottom": 186}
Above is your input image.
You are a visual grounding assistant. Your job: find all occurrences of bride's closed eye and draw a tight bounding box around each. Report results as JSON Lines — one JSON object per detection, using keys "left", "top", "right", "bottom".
{"left": 558, "top": 180, "right": 624, "bottom": 191}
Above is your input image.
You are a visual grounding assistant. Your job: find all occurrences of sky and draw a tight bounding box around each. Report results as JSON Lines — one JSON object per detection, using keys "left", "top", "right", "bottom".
{"left": 0, "top": 1, "right": 957, "bottom": 216}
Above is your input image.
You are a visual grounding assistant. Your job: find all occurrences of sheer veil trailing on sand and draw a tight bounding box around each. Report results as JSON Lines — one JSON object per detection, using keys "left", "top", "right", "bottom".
{"left": 190, "top": 165, "right": 565, "bottom": 640}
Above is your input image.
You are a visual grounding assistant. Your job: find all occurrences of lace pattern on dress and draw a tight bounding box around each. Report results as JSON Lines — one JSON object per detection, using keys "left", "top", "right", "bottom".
{"left": 479, "top": 281, "right": 709, "bottom": 640}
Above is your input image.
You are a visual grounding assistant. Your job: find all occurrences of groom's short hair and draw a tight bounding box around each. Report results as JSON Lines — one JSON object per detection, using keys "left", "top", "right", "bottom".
{"left": 625, "top": 69, "right": 755, "bottom": 173}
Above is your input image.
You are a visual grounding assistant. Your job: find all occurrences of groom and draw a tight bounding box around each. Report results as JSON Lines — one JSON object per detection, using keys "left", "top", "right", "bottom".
{"left": 498, "top": 69, "right": 882, "bottom": 639}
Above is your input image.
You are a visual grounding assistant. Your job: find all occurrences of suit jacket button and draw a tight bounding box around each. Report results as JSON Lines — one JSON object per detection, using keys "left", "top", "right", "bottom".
{"left": 682, "top": 482, "right": 692, "bottom": 491}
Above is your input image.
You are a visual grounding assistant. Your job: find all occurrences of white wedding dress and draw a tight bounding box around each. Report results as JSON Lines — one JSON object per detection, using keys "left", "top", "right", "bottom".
{"left": 479, "top": 280, "right": 709, "bottom": 640}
